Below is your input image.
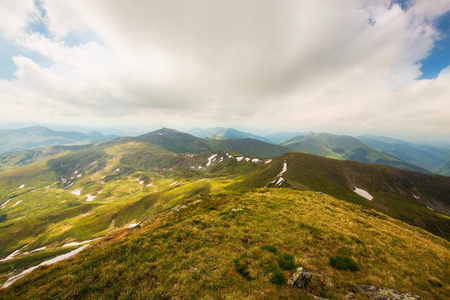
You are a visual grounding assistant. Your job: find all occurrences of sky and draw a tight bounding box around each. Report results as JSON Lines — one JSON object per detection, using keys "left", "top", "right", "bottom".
{"left": 0, "top": 0, "right": 449, "bottom": 142}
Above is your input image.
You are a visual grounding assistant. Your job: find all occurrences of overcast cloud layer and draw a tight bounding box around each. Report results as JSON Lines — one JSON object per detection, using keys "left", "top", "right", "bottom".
{"left": 0, "top": 0, "right": 449, "bottom": 140}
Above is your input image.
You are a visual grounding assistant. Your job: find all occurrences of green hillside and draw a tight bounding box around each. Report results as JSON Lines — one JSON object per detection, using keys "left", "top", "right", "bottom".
{"left": 280, "top": 133, "right": 428, "bottom": 173}
{"left": 434, "top": 161, "right": 450, "bottom": 176}
{"left": 139, "top": 128, "right": 297, "bottom": 158}
{"left": 0, "top": 189, "right": 448, "bottom": 299}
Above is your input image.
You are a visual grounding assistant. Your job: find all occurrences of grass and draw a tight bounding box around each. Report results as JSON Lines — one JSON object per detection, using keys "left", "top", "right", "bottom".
{"left": 0, "top": 189, "right": 448, "bottom": 299}
{"left": 329, "top": 256, "right": 360, "bottom": 271}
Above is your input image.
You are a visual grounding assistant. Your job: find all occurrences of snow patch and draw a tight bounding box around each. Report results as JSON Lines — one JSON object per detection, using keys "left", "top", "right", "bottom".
{"left": 353, "top": 187, "right": 373, "bottom": 201}
{"left": 76, "top": 174, "right": 82, "bottom": 178}
{"left": 245, "top": 157, "right": 250, "bottom": 162}
{"left": 81, "top": 213, "right": 90, "bottom": 217}
{"left": 265, "top": 159, "right": 272, "bottom": 164}
{"left": 62, "top": 238, "right": 100, "bottom": 248}
{"left": 11, "top": 200, "right": 22, "bottom": 208}
{"left": 115, "top": 168, "right": 120, "bottom": 172}
{"left": 206, "top": 154, "right": 218, "bottom": 166}
{"left": 30, "top": 247, "right": 46, "bottom": 253}
{"left": 90, "top": 161, "right": 97, "bottom": 165}
{"left": 0, "top": 244, "right": 28, "bottom": 262}
{"left": 0, "top": 199, "right": 11, "bottom": 209}
{"left": 1, "top": 245, "right": 89, "bottom": 289}
{"left": 413, "top": 194, "right": 420, "bottom": 200}
{"left": 72, "top": 189, "right": 81, "bottom": 196}
{"left": 146, "top": 183, "right": 152, "bottom": 187}
{"left": 85, "top": 195, "right": 96, "bottom": 202}
{"left": 236, "top": 157, "right": 244, "bottom": 161}
{"left": 251, "top": 158, "right": 260, "bottom": 163}
{"left": 427, "top": 206, "right": 434, "bottom": 211}
{"left": 18, "top": 184, "right": 25, "bottom": 189}
{"left": 138, "top": 180, "right": 144, "bottom": 185}
{"left": 276, "top": 177, "right": 285, "bottom": 186}
{"left": 169, "top": 181, "right": 178, "bottom": 186}
{"left": 74, "top": 170, "right": 78, "bottom": 174}
{"left": 128, "top": 223, "right": 139, "bottom": 229}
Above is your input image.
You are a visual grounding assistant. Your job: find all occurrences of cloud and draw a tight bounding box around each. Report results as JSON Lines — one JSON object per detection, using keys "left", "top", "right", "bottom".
{"left": 0, "top": 0, "right": 449, "bottom": 140}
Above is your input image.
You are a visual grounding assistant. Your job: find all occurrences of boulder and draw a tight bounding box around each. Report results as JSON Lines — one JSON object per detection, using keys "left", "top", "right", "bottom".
{"left": 357, "top": 285, "right": 421, "bottom": 300}
{"left": 288, "top": 267, "right": 312, "bottom": 288}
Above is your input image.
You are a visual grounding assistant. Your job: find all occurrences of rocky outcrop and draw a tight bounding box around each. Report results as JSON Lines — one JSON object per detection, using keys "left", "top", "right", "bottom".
{"left": 288, "top": 267, "right": 312, "bottom": 288}
{"left": 357, "top": 285, "right": 421, "bottom": 299}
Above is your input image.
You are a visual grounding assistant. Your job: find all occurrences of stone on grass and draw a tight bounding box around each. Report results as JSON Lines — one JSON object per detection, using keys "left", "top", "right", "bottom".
{"left": 288, "top": 267, "right": 312, "bottom": 288}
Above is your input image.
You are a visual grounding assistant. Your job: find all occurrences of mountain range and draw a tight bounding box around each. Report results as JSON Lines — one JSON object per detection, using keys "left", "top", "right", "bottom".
{"left": 0, "top": 127, "right": 449, "bottom": 298}
{"left": 0, "top": 126, "right": 118, "bottom": 154}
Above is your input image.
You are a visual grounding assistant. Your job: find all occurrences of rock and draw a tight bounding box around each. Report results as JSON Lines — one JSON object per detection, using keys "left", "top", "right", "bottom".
{"left": 357, "top": 285, "right": 421, "bottom": 300}
{"left": 344, "top": 292, "right": 356, "bottom": 299}
{"left": 288, "top": 267, "right": 312, "bottom": 288}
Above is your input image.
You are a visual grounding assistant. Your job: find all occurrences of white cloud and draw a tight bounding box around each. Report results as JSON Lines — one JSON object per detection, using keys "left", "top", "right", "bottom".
{"left": 0, "top": 0, "right": 449, "bottom": 140}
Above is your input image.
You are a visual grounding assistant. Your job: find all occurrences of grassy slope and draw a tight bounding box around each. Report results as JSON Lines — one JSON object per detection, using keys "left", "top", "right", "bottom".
{"left": 235, "top": 153, "right": 450, "bottom": 240}
{"left": 281, "top": 133, "right": 428, "bottom": 173}
{"left": 0, "top": 189, "right": 448, "bottom": 299}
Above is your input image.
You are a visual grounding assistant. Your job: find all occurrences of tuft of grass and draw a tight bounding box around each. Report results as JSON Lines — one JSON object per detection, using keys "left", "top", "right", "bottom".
{"left": 329, "top": 255, "right": 360, "bottom": 271}
{"left": 270, "top": 265, "right": 286, "bottom": 285}
{"left": 277, "top": 252, "right": 295, "bottom": 270}
{"left": 234, "top": 259, "right": 251, "bottom": 280}
{"left": 260, "top": 245, "right": 278, "bottom": 254}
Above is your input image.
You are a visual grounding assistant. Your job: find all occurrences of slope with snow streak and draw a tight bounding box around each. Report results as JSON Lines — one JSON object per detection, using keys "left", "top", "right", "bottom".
{"left": 270, "top": 160, "right": 288, "bottom": 187}
{"left": 1, "top": 245, "right": 90, "bottom": 289}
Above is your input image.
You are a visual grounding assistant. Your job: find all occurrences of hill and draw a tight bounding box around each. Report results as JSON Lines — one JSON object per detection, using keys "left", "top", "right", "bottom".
{"left": 187, "top": 127, "right": 273, "bottom": 144}
{"left": 0, "top": 138, "right": 449, "bottom": 297}
{"left": 0, "top": 189, "right": 448, "bottom": 299}
{"left": 139, "top": 128, "right": 296, "bottom": 158}
{"left": 280, "top": 133, "right": 428, "bottom": 173}
{"left": 434, "top": 161, "right": 450, "bottom": 176}
{"left": 236, "top": 152, "right": 450, "bottom": 240}
{"left": 0, "top": 126, "right": 118, "bottom": 154}
{"left": 359, "top": 135, "right": 450, "bottom": 175}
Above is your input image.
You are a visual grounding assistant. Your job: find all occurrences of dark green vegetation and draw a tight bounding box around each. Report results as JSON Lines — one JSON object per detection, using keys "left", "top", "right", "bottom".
{"left": 280, "top": 132, "right": 429, "bottom": 173}
{"left": 329, "top": 256, "right": 360, "bottom": 271}
{"left": 0, "top": 128, "right": 448, "bottom": 298}
{"left": 0, "top": 190, "right": 448, "bottom": 299}
{"left": 0, "top": 125, "right": 117, "bottom": 154}
{"left": 359, "top": 135, "right": 450, "bottom": 175}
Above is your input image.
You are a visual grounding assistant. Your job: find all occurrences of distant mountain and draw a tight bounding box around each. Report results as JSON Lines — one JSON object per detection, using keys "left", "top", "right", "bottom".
{"left": 139, "top": 128, "right": 296, "bottom": 158}
{"left": 434, "top": 161, "right": 450, "bottom": 176}
{"left": 0, "top": 126, "right": 118, "bottom": 154}
{"left": 280, "top": 132, "right": 428, "bottom": 173}
{"left": 187, "top": 127, "right": 273, "bottom": 144}
{"left": 264, "top": 131, "right": 303, "bottom": 144}
{"left": 358, "top": 135, "right": 450, "bottom": 176}
{"left": 359, "top": 137, "right": 445, "bottom": 170}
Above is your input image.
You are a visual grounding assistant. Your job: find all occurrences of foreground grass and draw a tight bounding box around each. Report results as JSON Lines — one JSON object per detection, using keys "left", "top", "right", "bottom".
{"left": 0, "top": 189, "right": 448, "bottom": 299}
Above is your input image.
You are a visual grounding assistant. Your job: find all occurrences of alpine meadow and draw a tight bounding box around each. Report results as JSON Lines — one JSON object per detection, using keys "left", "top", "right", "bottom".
{"left": 0, "top": 1, "right": 449, "bottom": 300}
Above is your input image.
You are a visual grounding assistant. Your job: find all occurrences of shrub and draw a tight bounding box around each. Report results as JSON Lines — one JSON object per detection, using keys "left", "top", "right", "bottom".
{"left": 261, "top": 245, "right": 279, "bottom": 254}
{"left": 277, "top": 252, "right": 295, "bottom": 270}
{"left": 270, "top": 265, "right": 286, "bottom": 285}
{"left": 329, "top": 256, "right": 360, "bottom": 271}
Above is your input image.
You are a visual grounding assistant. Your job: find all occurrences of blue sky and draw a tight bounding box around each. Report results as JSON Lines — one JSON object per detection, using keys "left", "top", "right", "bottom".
{"left": 419, "top": 10, "right": 450, "bottom": 79}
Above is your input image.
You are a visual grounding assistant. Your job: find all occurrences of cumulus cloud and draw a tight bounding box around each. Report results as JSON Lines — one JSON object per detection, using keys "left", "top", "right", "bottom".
{"left": 0, "top": 0, "right": 449, "bottom": 140}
